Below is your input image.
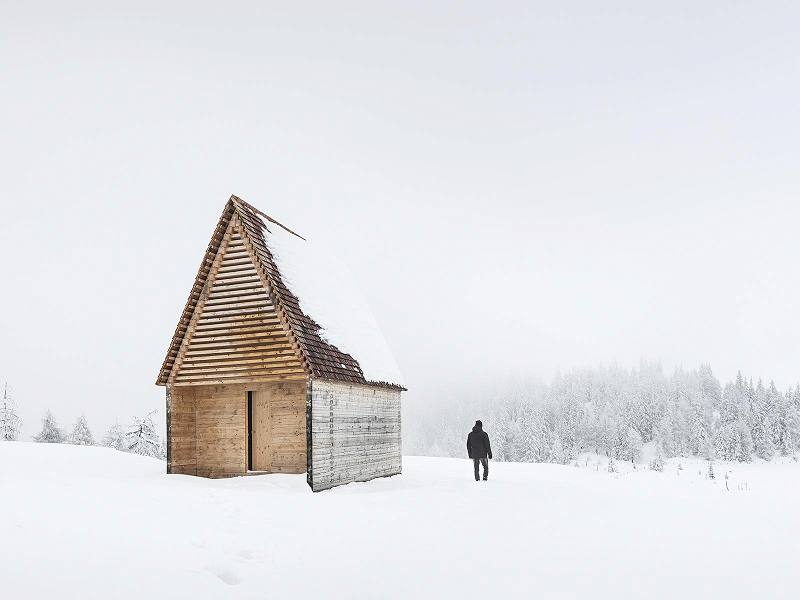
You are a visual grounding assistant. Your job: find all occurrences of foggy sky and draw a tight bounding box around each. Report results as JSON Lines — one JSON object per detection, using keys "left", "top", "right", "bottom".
{"left": 2, "top": 2, "right": 798, "bottom": 439}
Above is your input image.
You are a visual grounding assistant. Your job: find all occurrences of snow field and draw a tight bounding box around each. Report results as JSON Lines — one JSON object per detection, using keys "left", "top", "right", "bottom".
{"left": 1, "top": 442, "right": 798, "bottom": 599}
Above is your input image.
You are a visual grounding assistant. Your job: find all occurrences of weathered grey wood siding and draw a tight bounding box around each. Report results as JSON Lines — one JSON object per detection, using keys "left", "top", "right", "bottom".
{"left": 308, "top": 379, "right": 402, "bottom": 491}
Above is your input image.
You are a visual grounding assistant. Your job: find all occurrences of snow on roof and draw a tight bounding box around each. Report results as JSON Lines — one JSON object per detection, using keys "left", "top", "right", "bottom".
{"left": 260, "top": 215, "right": 405, "bottom": 388}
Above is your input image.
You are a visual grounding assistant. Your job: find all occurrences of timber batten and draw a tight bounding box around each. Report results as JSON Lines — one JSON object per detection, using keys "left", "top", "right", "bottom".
{"left": 167, "top": 221, "right": 306, "bottom": 386}
{"left": 158, "top": 195, "right": 405, "bottom": 491}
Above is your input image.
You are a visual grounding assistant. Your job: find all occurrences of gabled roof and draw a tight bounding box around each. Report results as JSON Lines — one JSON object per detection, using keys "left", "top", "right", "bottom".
{"left": 157, "top": 196, "right": 405, "bottom": 390}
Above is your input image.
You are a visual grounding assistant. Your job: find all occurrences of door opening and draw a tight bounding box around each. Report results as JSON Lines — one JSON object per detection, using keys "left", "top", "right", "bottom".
{"left": 247, "top": 390, "right": 271, "bottom": 472}
{"left": 247, "top": 391, "right": 254, "bottom": 471}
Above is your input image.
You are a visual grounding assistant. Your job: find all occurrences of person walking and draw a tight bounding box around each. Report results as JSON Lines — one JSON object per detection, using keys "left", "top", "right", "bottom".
{"left": 467, "top": 420, "right": 492, "bottom": 481}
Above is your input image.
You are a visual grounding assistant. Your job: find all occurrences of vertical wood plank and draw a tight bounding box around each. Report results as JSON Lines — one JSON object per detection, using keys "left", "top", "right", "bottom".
{"left": 168, "top": 386, "right": 197, "bottom": 475}
{"left": 170, "top": 381, "right": 307, "bottom": 478}
{"left": 252, "top": 390, "right": 271, "bottom": 471}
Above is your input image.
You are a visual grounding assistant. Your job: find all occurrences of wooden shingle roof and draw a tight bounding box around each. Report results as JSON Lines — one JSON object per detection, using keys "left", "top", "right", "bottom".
{"left": 157, "top": 196, "right": 405, "bottom": 390}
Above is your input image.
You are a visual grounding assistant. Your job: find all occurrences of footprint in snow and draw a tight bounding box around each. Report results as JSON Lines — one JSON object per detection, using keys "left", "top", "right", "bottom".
{"left": 235, "top": 548, "right": 274, "bottom": 563}
{"left": 236, "top": 548, "right": 253, "bottom": 561}
{"left": 204, "top": 564, "right": 242, "bottom": 585}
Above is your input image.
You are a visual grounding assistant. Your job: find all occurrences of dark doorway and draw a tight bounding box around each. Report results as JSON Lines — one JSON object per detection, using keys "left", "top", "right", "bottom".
{"left": 247, "top": 391, "right": 253, "bottom": 470}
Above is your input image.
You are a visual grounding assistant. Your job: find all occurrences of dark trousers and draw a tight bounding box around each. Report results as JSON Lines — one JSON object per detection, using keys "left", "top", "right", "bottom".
{"left": 473, "top": 457, "right": 489, "bottom": 481}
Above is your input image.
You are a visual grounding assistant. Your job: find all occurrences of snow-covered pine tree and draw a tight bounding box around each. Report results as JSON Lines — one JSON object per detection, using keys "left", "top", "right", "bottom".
{"left": 0, "top": 382, "right": 22, "bottom": 441}
{"left": 747, "top": 377, "right": 756, "bottom": 412}
{"left": 751, "top": 379, "right": 776, "bottom": 460}
{"left": 699, "top": 363, "right": 722, "bottom": 411}
{"left": 519, "top": 404, "right": 547, "bottom": 463}
{"left": 549, "top": 432, "right": 566, "bottom": 465}
{"left": 101, "top": 418, "right": 127, "bottom": 450}
{"left": 714, "top": 421, "right": 753, "bottom": 462}
{"left": 558, "top": 383, "right": 582, "bottom": 457}
{"left": 671, "top": 405, "right": 690, "bottom": 458}
{"left": 766, "top": 381, "right": 783, "bottom": 449}
{"left": 650, "top": 438, "right": 666, "bottom": 471}
{"left": 502, "top": 419, "right": 524, "bottom": 462}
{"left": 578, "top": 401, "right": 599, "bottom": 455}
{"left": 699, "top": 434, "right": 716, "bottom": 461}
{"left": 607, "top": 457, "right": 617, "bottom": 473}
{"left": 34, "top": 410, "right": 64, "bottom": 443}
{"left": 124, "top": 411, "right": 163, "bottom": 458}
{"left": 714, "top": 424, "right": 734, "bottom": 461}
{"left": 707, "top": 460, "right": 715, "bottom": 480}
{"left": 491, "top": 407, "right": 511, "bottom": 462}
{"left": 719, "top": 383, "right": 741, "bottom": 425}
{"left": 598, "top": 402, "right": 616, "bottom": 457}
{"left": 622, "top": 425, "right": 643, "bottom": 463}
{"left": 781, "top": 386, "right": 800, "bottom": 460}
{"left": 715, "top": 382, "right": 754, "bottom": 462}
{"left": 68, "top": 414, "right": 95, "bottom": 446}
{"left": 735, "top": 371, "right": 745, "bottom": 393}
{"left": 772, "top": 384, "right": 794, "bottom": 456}
{"left": 793, "top": 385, "right": 800, "bottom": 460}
{"left": 687, "top": 391, "right": 712, "bottom": 457}
{"left": 655, "top": 412, "right": 676, "bottom": 458}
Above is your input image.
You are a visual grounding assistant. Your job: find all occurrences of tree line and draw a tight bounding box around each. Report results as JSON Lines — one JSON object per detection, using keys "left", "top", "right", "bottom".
{"left": 0, "top": 382, "right": 165, "bottom": 459}
{"left": 403, "top": 362, "right": 800, "bottom": 465}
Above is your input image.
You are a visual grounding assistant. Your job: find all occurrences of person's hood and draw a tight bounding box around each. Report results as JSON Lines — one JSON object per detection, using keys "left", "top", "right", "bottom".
{"left": 472, "top": 424, "right": 482, "bottom": 432}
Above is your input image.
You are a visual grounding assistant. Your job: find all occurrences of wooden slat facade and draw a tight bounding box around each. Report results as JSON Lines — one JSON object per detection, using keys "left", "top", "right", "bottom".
{"left": 171, "top": 227, "right": 306, "bottom": 386}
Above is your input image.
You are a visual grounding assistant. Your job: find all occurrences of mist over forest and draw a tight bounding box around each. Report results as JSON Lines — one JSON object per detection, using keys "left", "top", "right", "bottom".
{"left": 403, "top": 361, "right": 800, "bottom": 466}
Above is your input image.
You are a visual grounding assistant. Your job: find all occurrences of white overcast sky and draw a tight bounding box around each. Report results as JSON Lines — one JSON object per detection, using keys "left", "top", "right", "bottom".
{"left": 1, "top": 2, "right": 798, "bottom": 438}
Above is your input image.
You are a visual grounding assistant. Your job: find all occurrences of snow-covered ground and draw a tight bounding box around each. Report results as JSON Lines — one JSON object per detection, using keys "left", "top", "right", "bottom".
{"left": 2, "top": 443, "right": 799, "bottom": 599}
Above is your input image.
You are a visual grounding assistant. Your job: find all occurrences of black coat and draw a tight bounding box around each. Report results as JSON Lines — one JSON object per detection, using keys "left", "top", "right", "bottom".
{"left": 467, "top": 426, "right": 492, "bottom": 460}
